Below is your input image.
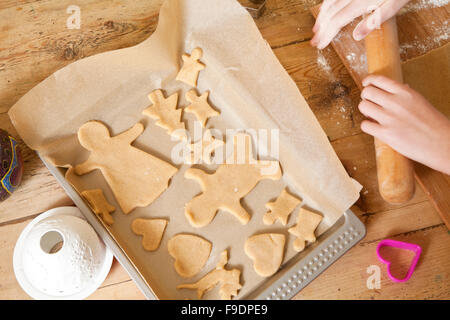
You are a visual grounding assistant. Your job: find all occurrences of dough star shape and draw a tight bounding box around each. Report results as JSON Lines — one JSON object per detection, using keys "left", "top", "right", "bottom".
{"left": 185, "top": 90, "right": 219, "bottom": 127}
{"left": 185, "top": 129, "right": 224, "bottom": 165}
{"left": 143, "top": 89, "right": 186, "bottom": 141}
{"left": 244, "top": 233, "right": 285, "bottom": 277}
{"left": 288, "top": 208, "right": 323, "bottom": 252}
{"left": 176, "top": 47, "right": 205, "bottom": 87}
{"left": 131, "top": 218, "right": 168, "bottom": 251}
{"left": 74, "top": 121, "right": 178, "bottom": 214}
{"left": 263, "top": 188, "right": 301, "bottom": 226}
{"left": 168, "top": 234, "right": 212, "bottom": 278}
{"left": 177, "top": 250, "right": 242, "bottom": 300}
{"left": 81, "top": 189, "right": 115, "bottom": 226}
{"left": 184, "top": 133, "right": 282, "bottom": 227}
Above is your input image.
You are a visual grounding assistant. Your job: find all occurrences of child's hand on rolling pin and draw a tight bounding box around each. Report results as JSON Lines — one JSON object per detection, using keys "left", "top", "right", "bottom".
{"left": 311, "top": 0, "right": 411, "bottom": 49}
{"left": 358, "top": 75, "right": 450, "bottom": 175}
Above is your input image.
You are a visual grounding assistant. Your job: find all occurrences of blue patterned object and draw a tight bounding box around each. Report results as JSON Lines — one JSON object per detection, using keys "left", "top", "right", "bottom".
{"left": 0, "top": 129, "right": 23, "bottom": 201}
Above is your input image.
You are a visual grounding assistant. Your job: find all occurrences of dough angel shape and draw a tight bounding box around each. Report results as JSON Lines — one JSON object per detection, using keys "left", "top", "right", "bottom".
{"left": 176, "top": 47, "right": 205, "bottom": 87}
{"left": 143, "top": 89, "right": 186, "bottom": 141}
{"left": 185, "top": 129, "right": 224, "bottom": 165}
{"left": 288, "top": 208, "right": 323, "bottom": 252}
{"left": 184, "top": 133, "right": 281, "bottom": 227}
{"left": 185, "top": 89, "right": 219, "bottom": 127}
{"left": 177, "top": 250, "right": 242, "bottom": 300}
{"left": 263, "top": 188, "right": 301, "bottom": 226}
{"left": 74, "top": 121, "right": 178, "bottom": 214}
{"left": 81, "top": 189, "right": 115, "bottom": 226}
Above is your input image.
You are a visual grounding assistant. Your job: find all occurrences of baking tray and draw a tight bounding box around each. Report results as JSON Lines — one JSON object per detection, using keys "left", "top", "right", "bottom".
{"left": 40, "top": 154, "right": 366, "bottom": 300}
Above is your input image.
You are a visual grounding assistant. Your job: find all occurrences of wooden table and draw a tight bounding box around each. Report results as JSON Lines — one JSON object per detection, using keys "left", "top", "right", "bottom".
{"left": 0, "top": 0, "right": 448, "bottom": 300}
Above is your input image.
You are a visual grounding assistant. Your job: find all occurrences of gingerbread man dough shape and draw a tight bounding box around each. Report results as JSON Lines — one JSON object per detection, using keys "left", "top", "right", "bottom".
{"left": 184, "top": 133, "right": 282, "bottom": 227}
{"left": 177, "top": 250, "right": 242, "bottom": 300}
{"left": 288, "top": 208, "right": 323, "bottom": 252}
{"left": 143, "top": 89, "right": 186, "bottom": 141}
{"left": 185, "top": 129, "right": 224, "bottom": 165}
{"left": 185, "top": 90, "right": 220, "bottom": 127}
{"left": 176, "top": 47, "right": 205, "bottom": 87}
{"left": 75, "top": 121, "right": 178, "bottom": 214}
{"left": 81, "top": 189, "right": 115, "bottom": 226}
{"left": 263, "top": 188, "right": 301, "bottom": 226}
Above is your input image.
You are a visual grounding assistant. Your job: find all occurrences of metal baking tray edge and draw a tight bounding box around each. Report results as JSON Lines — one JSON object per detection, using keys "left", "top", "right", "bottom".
{"left": 40, "top": 154, "right": 366, "bottom": 300}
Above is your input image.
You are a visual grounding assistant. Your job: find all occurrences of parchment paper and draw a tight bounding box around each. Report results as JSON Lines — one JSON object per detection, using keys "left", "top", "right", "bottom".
{"left": 8, "top": 0, "right": 362, "bottom": 299}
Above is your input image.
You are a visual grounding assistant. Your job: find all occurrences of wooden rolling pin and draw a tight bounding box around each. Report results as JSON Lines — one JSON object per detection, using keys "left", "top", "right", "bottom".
{"left": 365, "top": 17, "right": 415, "bottom": 204}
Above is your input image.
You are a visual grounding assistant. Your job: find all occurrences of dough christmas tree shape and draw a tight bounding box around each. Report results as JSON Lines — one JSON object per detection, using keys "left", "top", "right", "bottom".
{"left": 185, "top": 129, "right": 224, "bottom": 165}
{"left": 244, "top": 233, "right": 285, "bottom": 277}
{"left": 81, "top": 189, "right": 115, "bottom": 226}
{"left": 168, "top": 234, "right": 212, "bottom": 278}
{"left": 263, "top": 188, "right": 302, "bottom": 226}
{"left": 143, "top": 89, "right": 187, "bottom": 141}
{"left": 177, "top": 250, "right": 242, "bottom": 300}
{"left": 176, "top": 48, "right": 205, "bottom": 87}
{"left": 74, "top": 121, "right": 178, "bottom": 214}
{"left": 184, "top": 133, "right": 282, "bottom": 227}
{"left": 131, "top": 218, "right": 168, "bottom": 251}
{"left": 288, "top": 208, "right": 323, "bottom": 252}
{"left": 185, "top": 90, "right": 220, "bottom": 127}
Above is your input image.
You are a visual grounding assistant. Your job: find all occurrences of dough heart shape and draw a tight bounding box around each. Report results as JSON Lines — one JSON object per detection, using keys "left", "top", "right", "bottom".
{"left": 168, "top": 234, "right": 212, "bottom": 278}
{"left": 376, "top": 239, "right": 421, "bottom": 283}
{"left": 244, "top": 233, "right": 285, "bottom": 277}
{"left": 131, "top": 218, "right": 168, "bottom": 251}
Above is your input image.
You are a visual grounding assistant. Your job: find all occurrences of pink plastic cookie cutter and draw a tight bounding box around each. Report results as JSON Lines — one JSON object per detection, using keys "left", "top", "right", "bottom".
{"left": 376, "top": 239, "right": 422, "bottom": 283}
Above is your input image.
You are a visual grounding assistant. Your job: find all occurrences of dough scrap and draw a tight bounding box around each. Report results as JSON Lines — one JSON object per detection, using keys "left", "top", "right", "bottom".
{"left": 131, "top": 218, "right": 168, "bottom": 251}
{"left": 263, "top": 188, "right": 301, "bottom": 225}
{"left": 177, "top": 250, "right": 242, "bottom": 300}
{"left": 185, "top": 130, "right": 224, "bottom": 165}
{"left": 168, "top": 234, "right": 212, "bottom": 278}
{"left": 184, "top": 133, "right": 282, "bottom": 227}
{"left": 176, "top": 47, "right": 205, "bottom": 87}
{"left": 74, "top": 121, "right": 178, "bottom": 214}
{"left": 244, "top": 233, "right": 285, "bottom": 277}
{"left": 143, "top": 90, "right": 186, "bottom": 141}
{"left": 185, "top": 90, "right": 220, "bottom": 127}
{"left": 81, "top": 189, "right": 115, "bottom": 226}
{"left": 288, "top": 208, "right": 323, "bottom": 252}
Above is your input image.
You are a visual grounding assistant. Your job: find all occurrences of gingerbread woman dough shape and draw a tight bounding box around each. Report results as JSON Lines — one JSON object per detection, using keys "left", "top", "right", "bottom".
{"left": 75, "top": 121, "right": 178, "bottom": 214}
{"left": 184, "top": 133, "right": 282, "bottom": 227}
{"left": 176, "top": 48, "right": 205, "bottom": 87}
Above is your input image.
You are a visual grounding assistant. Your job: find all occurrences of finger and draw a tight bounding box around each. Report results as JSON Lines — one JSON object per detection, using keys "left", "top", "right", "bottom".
{"left": 361, "top": 85, "right": 395, "bottom": 108}
{"left": 313, "top": 0, "right": 339, "bottom": 33}
{"left": 358, "top": 99, "right": 392, "bottom": 124}
{"left": 316, "top": 1, "right": 368, "bottom": 49}
{"left": 353, "top": 0, "right": 409, "bottom": 41}
{"left": 362, "top": 74, "right": 404, "bottom": 94}
{"left": 361, "top": 119, "right": 384, "bottom": 139}
{"left": 315, "top": 0, "right": 352, "bottom": 32}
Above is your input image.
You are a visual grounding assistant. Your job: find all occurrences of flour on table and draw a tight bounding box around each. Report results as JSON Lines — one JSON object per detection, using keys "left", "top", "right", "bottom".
{"left": 399, "top": 0, "right": 449, "bottom": 15}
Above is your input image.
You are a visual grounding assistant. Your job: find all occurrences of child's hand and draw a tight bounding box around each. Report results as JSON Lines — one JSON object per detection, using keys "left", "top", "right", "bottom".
{"left": 358, "top": 75, "right": 450, "bottom": 175}
{"left": 311, "top": 0, "right": 411, "bottom": 49}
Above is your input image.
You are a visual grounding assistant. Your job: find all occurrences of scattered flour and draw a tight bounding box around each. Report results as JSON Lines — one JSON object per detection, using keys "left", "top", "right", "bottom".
{"left": 399, "top": 0, "right": 450, "bottom": 15}
{"left": 317, "top": 50, "right": 331, "bottom": 73}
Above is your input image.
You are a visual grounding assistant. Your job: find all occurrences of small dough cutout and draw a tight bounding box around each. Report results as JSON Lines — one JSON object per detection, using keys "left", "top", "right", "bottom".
{"left": 74, "top": 121, "right": 177, "bottom": 214}
{"left": 143, "top": 90, "right": 186, "bottom": 141}
{"left": 131, "top": 218, "right": 168, "bottom": 251}
{"left": 81, "top": 189, "right": 115, "bottom": 226}
{"left": 263, "top": 188, "right": 301, "bottom": 225}
{"left": 168, "top": 234, "right": 212, "bottom": 278}
{"left": 288, "top": 208, "right": 323, "bottom": 252}
{"left": 176, "top": 48, "right": 205, "bottom": 87}
{"left": 244, "top": 233, "right": 285, "bottom": 277}
{"left": 185, "top": 130, "right": 224, "bottom": 165}
{"left": 177, "top": 250, "right": 242, "bottom": 300}
{"left": 185, "top": 90, "right": 219, "bottom": 127}
{"left": 184, "top": 133, "right": 281, "bottom": 227}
